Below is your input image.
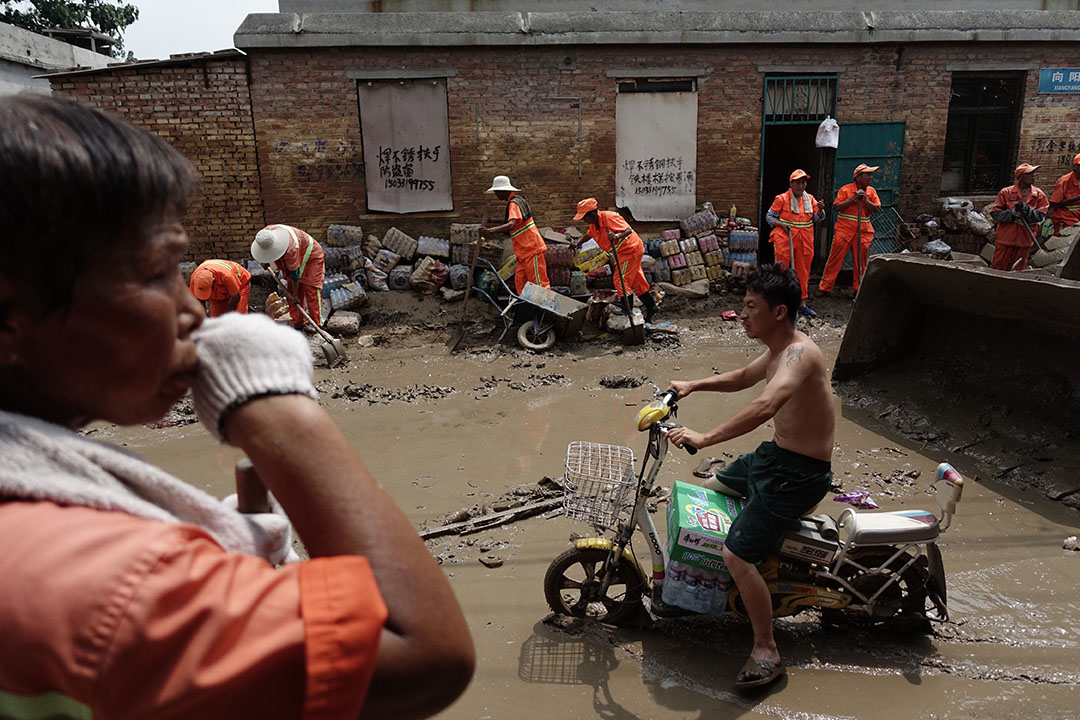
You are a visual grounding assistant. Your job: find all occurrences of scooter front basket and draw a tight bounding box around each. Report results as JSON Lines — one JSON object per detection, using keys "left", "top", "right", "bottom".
{"left": 562, "top": 441, "right": 636, "bottom": 529}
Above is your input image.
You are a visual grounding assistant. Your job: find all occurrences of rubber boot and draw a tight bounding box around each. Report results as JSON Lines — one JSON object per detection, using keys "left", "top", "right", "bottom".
{"left": 638, "top": 291, "right": 659, "bottom": 323}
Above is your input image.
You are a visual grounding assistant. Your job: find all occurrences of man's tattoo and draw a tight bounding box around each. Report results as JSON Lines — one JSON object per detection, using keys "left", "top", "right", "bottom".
{"left": 785, "top": 346, "right": 804, "bottom": 366}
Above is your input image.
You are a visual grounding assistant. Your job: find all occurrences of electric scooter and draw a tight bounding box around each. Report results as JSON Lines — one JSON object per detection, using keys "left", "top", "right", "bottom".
{"left": 543, "top": 389, "right": 963, "bottom": 627}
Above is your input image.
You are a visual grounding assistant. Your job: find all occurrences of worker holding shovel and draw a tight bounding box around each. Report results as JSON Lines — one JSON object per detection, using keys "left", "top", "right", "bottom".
{"left": 571, "top": 198, "right": 659, "bottom": 323}
{"left": 766, "top": 169, "right": 824, "bottom": 317}
{"left": 251, "top": 224, "right": 325, "bottom": 331}
{"left": 988, "top": 163, "right": 1050, "bottom": 271}
{"left": 818, "top": 163, "right": 880, "bottom": 299}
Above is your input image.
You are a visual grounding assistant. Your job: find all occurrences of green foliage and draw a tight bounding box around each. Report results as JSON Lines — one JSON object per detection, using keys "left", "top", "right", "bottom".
{"left": 1, "top": 1, "right": 139, "bottom": 52}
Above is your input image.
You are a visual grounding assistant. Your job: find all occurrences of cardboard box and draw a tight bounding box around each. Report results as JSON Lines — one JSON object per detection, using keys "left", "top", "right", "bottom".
{"left": 665, "top": 480, "right": 745, "bottom": 574}
{"left": 497, "top": 255, "right": 517, "bottom": 281}
{"left": 574, "top": 248, "right": 610, "bottom": 273}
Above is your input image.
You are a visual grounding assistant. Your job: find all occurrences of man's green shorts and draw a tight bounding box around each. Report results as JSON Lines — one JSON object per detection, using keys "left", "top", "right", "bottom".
{"left": 711, "top": 441, "right": 832, "bottom": 564}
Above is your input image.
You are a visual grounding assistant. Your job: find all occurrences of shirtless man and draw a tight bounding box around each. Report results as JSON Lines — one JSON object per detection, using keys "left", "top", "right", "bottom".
{"left": 668, "top": 263, "right": 835, "bottom": 690}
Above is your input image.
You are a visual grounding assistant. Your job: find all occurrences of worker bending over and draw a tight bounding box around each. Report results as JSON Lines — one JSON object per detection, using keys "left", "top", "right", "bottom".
{"left": 251, "top": 224, "right": 325, "bottom": 331}
{"left": 572, "top": 198, "right": 659, "bottom": 322}
{"left": 189, "top": 259, "right": 250, "bottom": 317}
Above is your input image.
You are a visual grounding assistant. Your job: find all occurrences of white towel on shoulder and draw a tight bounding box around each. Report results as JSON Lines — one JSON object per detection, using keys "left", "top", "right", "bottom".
{"left": 0, "top": 409, "right": 295, "bottom": 564}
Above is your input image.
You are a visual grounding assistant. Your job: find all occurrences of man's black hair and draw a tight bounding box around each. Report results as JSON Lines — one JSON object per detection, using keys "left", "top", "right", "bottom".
{"left": 746, "top": 263, "right": 800, "bottom": 324}
{"left": 0, "top": 94, "right": 197, "bottom": 315}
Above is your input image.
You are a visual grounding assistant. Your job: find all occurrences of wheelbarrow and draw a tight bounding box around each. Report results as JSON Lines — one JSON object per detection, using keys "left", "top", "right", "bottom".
{"left": 470, "top": 258, "right": 588, "bottom": 352}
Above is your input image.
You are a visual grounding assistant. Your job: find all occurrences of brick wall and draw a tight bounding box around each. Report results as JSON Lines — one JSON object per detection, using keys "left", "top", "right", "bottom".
{"left": 52, "top": 41, "right": 1080, "bottom": 255}
{"left": 247, "top": 41, "right": 1079, "bottom": 242}
{"left": 51, "top": 57, "right": 264, "bottom": 262}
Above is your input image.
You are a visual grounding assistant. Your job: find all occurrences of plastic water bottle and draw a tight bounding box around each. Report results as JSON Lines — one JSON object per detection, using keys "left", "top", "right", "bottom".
{"left": 710, "top": 576, "right": 731, "bottom": 615}
{"left": 663, "top": 561, "right": 687, "bottom": 608}
{"left": 698, "top": 571, "right": 717, "bottom": 614}
{"left": 683, "top": 567, "right": 702, "bottom": 611}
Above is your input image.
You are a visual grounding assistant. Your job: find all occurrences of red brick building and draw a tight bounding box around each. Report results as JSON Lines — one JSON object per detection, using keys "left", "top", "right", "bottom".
{"left": 46, "top": 4, "right": 1080, "bottom": 262}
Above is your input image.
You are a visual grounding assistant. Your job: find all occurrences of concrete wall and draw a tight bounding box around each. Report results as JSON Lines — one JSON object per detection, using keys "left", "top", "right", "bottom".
{"left": 280, "top": 1, "right": 1080, "bottom": 12}
{"left": 0, "top": 21, "right": 112, "bottom": 95}
{"left": 50, "top": 57, "right": 265, "bottom": 262}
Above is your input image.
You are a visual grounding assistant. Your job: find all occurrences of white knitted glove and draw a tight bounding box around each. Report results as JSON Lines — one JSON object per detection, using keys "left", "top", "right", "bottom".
{"left": 191, "top": 313, "right": 319, "bottom": 443}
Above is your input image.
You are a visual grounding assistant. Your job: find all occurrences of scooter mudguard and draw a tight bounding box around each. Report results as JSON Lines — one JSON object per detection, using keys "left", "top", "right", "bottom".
{"left": 926, "top": 543, "right": 949, "bottom": 621}
{"left": 572, "top": 537, "right": 650, "bottom": 586}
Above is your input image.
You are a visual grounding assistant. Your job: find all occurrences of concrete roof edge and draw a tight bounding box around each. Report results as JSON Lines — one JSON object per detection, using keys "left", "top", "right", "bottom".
{"left": 37, "top": 49, "right": 245, "bottom": 79}
{"left": 232, "top": 9, "right": 1080, "bottom": 48}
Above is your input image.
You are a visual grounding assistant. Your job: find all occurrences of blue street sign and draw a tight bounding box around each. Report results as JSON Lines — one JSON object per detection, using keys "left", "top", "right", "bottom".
{"left": 1038, "top": 68, "right": 1080, "bottom": 94}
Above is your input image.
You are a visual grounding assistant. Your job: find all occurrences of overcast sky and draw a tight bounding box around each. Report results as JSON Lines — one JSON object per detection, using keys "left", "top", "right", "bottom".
{"left": 123, "top": 0, "right": 276, "bottom": 61}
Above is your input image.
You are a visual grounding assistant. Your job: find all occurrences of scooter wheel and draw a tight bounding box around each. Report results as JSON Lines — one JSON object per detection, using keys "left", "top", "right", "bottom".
{"left": 543, "top": 547, "right": 644, "bottom": 626}
{"left": 517, "top": 322, "right": 556, "bottom": 352}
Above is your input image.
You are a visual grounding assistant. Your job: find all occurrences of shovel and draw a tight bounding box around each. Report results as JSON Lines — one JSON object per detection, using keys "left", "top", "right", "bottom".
{"left": 1019, "top": 213, "right": 1049, "bottom": 254}
{"left": 266, "top": 268, "right": 348, "bottom": 368}
{"left": 447, "top": 236, "right": 484, "bottom": 353}
{"left": 609, "top": 232, "right": 645, "bottom": 345}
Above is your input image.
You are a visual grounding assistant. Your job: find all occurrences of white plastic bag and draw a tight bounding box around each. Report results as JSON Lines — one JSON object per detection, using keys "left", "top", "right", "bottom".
{"left": 815, "top": 116, "right": 839, "bottom": 149}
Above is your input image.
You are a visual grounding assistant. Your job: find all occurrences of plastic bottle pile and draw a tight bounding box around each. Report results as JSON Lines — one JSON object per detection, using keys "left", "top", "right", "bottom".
{"left": 727, "top": 228, "right": 759, "bottom": 277}
{"left": 323, "top": 244, "right": 365, "bottom": 270}
{"left": 416, "top": 235, "right": 450, "bottom": 259}
{"left": 660, "top": 561, "right": 732, "bottom": 615}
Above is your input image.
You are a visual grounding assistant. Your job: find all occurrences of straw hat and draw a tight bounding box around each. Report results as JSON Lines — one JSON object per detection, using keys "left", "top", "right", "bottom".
{"left": 486, "top": 175, "right": 519, "bottom": 192}
{"left": 251, "top": 226, "right": 291, "bottom": 263}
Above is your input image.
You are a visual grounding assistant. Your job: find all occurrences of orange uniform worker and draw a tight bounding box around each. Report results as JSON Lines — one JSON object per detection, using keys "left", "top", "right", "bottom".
{"left": 988, "top": 163, "right": 1050, "bottom": 271}
{"left": 251, "top": 224, "right": 325, "bottom": 331}
{"left": 766, "top": 169, "right": 824, "bottom": 317}
{"left": 189, "top": 259, "right": 251, "bottom": 317}
{"left": 818, "top": 163, "right": 881, "bottom": 297}
{"left": 572, "top": 198, "right": 659, "bottom": 322}
{"left": 478, "top": 175, "right": 549, "bottom": 293}
{"left": 1049, "top": 153, "right": 1080, "bottom": 234}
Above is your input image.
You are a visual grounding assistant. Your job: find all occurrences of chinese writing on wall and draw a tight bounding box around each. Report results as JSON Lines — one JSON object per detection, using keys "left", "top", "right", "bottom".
{"left": 622, "top": 156, "right": 695, "bottom": 197}
{"left": 378, "top": 144, "right": 442, "bottom": 192}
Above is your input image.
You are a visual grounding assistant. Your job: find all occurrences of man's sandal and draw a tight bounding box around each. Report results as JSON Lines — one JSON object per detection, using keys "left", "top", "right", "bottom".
{"left": 734, "top": 657, "right": 786, "bottom": 689}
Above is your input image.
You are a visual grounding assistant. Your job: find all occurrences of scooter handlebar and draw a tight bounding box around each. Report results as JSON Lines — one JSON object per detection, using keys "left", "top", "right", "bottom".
{"left": 658, "top": 423, "right": 698, "bottom": 455}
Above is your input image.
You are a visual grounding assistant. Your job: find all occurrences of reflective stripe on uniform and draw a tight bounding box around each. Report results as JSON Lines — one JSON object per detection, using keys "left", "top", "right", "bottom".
{"left": 779, "top": 219, "right": 814, "bottom": 228}
{"left": 836, "top": 213, "right": 874, "bottom": 223}
{"left": 208, "top": 259, "right": 245, "bottom": 282}
{"left": 510, "top": 218, "right": 537, "bottom": 239}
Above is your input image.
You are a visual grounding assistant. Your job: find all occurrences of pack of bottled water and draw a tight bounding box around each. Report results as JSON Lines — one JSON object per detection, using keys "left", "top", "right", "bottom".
{"left": 660, "top": 560, "right": 730, "bottom": 615}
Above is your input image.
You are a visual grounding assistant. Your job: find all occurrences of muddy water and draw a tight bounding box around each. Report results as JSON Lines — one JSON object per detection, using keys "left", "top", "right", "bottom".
{"left": 107, "top": 316, "right": 1080, "bottom": 720}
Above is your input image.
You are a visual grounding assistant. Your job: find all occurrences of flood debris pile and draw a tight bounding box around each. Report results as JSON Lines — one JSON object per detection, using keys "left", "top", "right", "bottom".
{"left": 421, "top": 477, "right": 567, "bottom": 566}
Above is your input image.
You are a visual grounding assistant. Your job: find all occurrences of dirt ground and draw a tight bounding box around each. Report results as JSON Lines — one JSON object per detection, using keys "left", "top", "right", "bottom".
{"left": 107, "top": 283, "right": 1080, "bottom": 720}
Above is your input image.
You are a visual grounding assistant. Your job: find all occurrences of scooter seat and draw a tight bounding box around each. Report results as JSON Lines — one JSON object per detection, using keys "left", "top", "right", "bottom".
{"left": 841, "top": 508, "right": 940, "bottom": 546}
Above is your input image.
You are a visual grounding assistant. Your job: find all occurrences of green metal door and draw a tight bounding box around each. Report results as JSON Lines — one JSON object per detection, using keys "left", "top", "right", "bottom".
{"left": 831, "top": 121, "right": 906, "bottom": 261}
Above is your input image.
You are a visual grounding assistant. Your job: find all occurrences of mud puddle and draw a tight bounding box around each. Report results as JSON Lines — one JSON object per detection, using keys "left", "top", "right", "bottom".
{"left": 103, "top": 298, "right": 1079, "bottom": 720}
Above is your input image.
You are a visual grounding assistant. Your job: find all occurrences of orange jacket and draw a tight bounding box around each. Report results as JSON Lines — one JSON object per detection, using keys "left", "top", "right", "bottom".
{"left": 505, "top": 193, "right": 546, "bottom": 258}
{"left": 1050, "top": 171, "right": 1080, "bottom": 231}
{"left": 768, "top": 190, "right": 820, "bottom": 253}
{"left": 991, "top": 183, "right": 1049, "bottom": 248}
{"left": 191, "top": 259, "right": 250, "bottom": 301}
{"left": 585, "top": 210, "right": 644, "bottom": 258}
{"left": 0, "top": 501, "right": 386, "bottom": 720}
{"left": 267, "top": 225, "right": 325, "bottom": 287}
{"left": 832, "top": 182, "right": 879, "bottom": 242}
